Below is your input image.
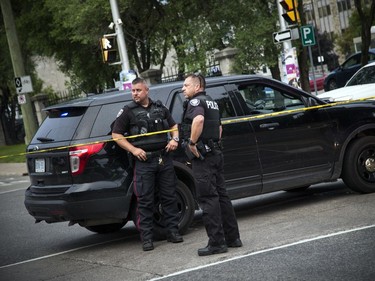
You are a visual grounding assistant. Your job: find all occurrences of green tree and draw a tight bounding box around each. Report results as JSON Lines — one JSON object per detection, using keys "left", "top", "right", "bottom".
{"left": 230, "top": 0, "right": 281, "bottom": 80}
{"left": 353, "top": 0, "right": 375, "bottom": 65}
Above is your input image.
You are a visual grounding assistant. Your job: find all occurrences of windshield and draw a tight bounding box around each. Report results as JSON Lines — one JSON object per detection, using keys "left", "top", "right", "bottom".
{"left": 346, "top": 65, "right": 375, "bottom": 86}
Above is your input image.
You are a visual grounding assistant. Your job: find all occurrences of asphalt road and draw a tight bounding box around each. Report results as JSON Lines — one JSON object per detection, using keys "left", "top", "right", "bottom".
{"left": 1, "top": 176, "right": 374, "bottom": 281}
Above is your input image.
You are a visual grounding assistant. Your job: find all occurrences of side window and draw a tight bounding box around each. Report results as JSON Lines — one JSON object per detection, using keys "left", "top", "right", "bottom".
{"left": 205, "top": 86, "right": 236, "bottom": 118}
{"left": 170, "top": 92, "right": 184, "bottom": 124}
{"left": 237, "top": 83, "right": 304, "bottom": 114}
{"left": 343, "top": 54, "right": 360, "bottom": 68}
{"left": 90, "top": 102, "right": 126, "bottom": 137}
{"left": 171, "top": 86, "right": 237, "bottom": 121}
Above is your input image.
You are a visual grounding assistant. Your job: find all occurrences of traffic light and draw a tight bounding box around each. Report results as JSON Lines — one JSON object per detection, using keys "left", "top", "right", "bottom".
{"left": 280, "top": 0, "right": 300, "bottom": 25}
{"left": 100, "top": 36, "right": 117, "bottom": 63}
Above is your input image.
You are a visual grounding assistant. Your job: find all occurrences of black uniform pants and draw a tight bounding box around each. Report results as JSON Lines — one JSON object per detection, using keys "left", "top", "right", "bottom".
{"left": 133, "top": 154, "right": 179, "bottom": 241}
{"left": 192, "top": 150, "right": 240, "bottom": 246}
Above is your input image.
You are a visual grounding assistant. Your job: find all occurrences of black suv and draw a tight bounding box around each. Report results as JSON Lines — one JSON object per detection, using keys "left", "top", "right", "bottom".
{"left": 25, "top": 75, "right": 375, "bottom": 235}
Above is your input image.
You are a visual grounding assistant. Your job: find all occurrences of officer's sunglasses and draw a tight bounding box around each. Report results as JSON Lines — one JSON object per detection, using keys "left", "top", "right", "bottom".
{"left": 192, "top": 73, "right": 206, "bottom": 90}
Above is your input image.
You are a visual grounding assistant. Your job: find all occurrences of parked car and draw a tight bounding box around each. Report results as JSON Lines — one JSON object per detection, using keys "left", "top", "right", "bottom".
{"left": 24, "top": 75, "right": 375, "bottom": 237}
{"left": 346, "top": 61, "right": 375, "bottom": 86}
{"left": 318, "top": 62, "right": 375, "bottom": 102}
{"left": 323, "top": 48, "right": 375, "bottom": 91}
{"left": 309, "top": 73, "right": 326, "bottom": 91}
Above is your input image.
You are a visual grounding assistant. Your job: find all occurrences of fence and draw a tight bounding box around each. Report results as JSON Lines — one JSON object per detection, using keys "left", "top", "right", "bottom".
{"left": 161, "top": 63, "right": 222, "bottom": 84}
{"left": 46, "top": 88, "right": 85, "bottom": 106}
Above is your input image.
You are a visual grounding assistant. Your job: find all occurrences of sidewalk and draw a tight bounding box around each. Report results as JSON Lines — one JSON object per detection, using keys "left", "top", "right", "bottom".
{"left": 0, "top": 163, "right": 28, "bottom": 176}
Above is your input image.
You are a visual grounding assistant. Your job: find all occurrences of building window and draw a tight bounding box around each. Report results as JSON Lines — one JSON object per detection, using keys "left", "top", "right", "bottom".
{"left": 318, "top": 5, "right": 331, "bottom": 18}
{"left": 337, "top": 0, "right": 351, "bottom": 12}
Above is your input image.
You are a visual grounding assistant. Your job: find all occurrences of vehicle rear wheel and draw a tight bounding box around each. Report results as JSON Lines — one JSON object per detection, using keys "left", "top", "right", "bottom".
{"left": 342, "top": 136, "right": 375, "bottom": 193}
{"left": 327, "top": 79, "right": 337, "bottom": 91}
{"left": 85, "top": 220, "right": 127, "bottom": 234}
{"left": 131, "top": 180, "right": 195, "bottom": 240}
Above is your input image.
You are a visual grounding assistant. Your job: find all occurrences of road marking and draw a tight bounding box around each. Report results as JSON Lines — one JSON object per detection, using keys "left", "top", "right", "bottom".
{"left": 149, "top": 224, "right": 375, "bottom": 280}
{"left": 0, "top": 187, "right": 27, "bottom": 194}
{"left": 0, "top": 236, "right": 129, "bottom": 269}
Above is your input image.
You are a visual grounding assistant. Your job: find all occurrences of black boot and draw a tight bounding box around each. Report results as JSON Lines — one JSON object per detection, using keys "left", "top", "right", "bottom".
{"left": 198, "top": 244, "right": 227, "bottom": 256}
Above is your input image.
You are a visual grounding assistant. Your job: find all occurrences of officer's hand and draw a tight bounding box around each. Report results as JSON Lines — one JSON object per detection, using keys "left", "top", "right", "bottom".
{"left": 133, "top": 148, "right": 147, "bottom": 161}
{"left": 166, "top": 139, "right": 178, "bottom": 152}
{"left": 188, "top": 144, "right": 200, "bottom": 158}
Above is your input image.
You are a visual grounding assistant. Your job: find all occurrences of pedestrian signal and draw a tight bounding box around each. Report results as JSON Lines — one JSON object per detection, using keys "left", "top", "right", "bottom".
{"left": 100, "top": 37, "right": 117, "bottom": 63}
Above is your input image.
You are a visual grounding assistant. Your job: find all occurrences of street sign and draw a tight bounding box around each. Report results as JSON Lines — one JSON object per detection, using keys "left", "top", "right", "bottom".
{"left": 17, "top": 94, "right": 26, "bottom": 105}
{"left": 273, "top": 29, "right": 292, "bottom": 44}
{"left": 300, "top": 25, "right": 316, "bottom": 46}
{"left": 14, "top": 75, "right": 33, "bottom": 94}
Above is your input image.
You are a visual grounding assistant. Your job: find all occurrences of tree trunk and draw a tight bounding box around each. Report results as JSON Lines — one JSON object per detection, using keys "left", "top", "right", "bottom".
{"left": 354, "top": 0, "right": 375, "bottom": 65}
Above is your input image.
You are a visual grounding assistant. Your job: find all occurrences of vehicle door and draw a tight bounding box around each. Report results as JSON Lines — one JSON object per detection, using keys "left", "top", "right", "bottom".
{"left": 168, "top": 85, "right": 262, "bottom": 199}
{"left": 337, "top": 54, "right": 361, "bottom": 88}
{"left": 232, "top": 80, "right": 336, "bottom": 193}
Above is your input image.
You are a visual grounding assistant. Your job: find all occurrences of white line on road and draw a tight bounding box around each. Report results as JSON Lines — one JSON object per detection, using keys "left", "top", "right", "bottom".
{"left": 149, "top": 224, "right": 375, "bottom": 281}
{"left": 0, "top": 187, "right": 27, "bottom": 195}
{"left": 0, "top": 236, "right": 129, "bottom": 269}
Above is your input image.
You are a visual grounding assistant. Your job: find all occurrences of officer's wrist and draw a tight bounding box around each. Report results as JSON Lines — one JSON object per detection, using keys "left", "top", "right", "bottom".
{"left": 188, "top": 139, "right": 196, "bottom": 146}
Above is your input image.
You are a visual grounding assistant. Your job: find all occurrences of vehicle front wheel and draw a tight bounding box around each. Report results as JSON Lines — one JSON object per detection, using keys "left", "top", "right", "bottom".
{"left": 342, "top": 136, "right": 375, "bottom": 193}
{"left": 327, "top": 79, "right": 337, "bottom": 91}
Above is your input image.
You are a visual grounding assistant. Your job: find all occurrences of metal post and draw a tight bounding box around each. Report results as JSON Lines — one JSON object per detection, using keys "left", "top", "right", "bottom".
{"left": 109, "top": 0, "right": 130, "bottom": 72}
{"left": 308, "top": 46, "right": 317, "bottom": 94}
{"left": 277, "top": 0, "right": 292, "bottom": 51}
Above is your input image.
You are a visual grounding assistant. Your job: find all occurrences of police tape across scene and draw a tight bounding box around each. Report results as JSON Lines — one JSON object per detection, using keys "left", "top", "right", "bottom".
{"left": 1, "top": 96, "right": 374, "bottom": 159}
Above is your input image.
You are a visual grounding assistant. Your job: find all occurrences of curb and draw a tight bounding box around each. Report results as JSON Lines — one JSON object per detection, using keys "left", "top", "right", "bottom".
{"left": 0, "top": 163, "right": 28, "bottom": 176}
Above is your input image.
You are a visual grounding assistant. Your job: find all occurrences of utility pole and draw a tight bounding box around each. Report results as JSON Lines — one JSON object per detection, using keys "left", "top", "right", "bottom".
{"left": 109, "top": 0, "right": 130, "bottom": 73}
{"left": 1, "top": 0, "right": 38, "bottom": 144}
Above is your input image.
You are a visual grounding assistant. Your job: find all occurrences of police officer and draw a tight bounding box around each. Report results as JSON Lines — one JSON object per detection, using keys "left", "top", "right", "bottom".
{"left": 112, "top": 78, "right": 183, "bottom": 251}
{"left": 181, "top": 74, "right": 242, "bottom": 256}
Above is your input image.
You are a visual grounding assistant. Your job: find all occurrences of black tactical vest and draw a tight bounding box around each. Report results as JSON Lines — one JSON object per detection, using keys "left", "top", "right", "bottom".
{"left": 181, "top": 93, "right": 220, "bottom": 142}
{"left": 127, "top": 100, "right": 169, "bottom": 151}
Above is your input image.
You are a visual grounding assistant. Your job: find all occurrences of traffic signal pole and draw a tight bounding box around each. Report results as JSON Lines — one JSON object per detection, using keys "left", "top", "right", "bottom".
{"left": 109, "top": 0, "right": 130, "bottom": 73}
{"left": 277, "top": 1, "right": 292, "bottom": 51}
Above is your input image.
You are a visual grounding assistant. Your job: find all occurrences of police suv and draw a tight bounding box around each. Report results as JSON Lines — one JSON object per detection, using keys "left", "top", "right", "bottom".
{"left": 24, "top": 75, "right": 375, "bottom": 236}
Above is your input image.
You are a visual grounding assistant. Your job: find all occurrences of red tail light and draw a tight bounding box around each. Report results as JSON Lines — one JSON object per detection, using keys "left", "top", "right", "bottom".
{"left": 69, "top": 143, "right": 104, "bottom": 175}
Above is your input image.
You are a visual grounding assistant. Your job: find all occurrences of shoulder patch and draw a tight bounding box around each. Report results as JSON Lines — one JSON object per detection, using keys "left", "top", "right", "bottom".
{"left": 190, "top": 99, "right": 200, "bottom": 107}
{"left": 116, "top": 108, "right": 123, "bottom": 118}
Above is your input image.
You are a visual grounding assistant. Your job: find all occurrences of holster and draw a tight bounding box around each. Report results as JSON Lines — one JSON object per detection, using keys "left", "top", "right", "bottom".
{"left": 127, "top": 152, "right": 135, "bottom": 168}
{"left": 182, "top": 140, "right": 204, "bottom": 160}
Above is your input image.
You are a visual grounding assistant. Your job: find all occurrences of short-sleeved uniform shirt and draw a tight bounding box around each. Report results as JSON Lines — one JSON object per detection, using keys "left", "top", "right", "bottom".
{"left": 183, "top": 93, "right": 206, "bottom": 124}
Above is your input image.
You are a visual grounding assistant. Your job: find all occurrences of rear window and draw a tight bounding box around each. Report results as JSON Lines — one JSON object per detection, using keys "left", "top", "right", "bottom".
{"left": 31, "top": 107, "right": 87, "bottom": 142}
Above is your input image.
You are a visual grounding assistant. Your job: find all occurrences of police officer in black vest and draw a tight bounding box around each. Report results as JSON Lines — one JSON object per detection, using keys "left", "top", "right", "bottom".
{"left": 112, "top": 78, "right": 183, "bottom": 251}
{"left": 181, "top": 74, "right": 242, "bottom": 256}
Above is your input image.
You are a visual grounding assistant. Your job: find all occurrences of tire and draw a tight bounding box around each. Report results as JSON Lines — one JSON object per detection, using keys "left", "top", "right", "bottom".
{"left": 327, "top": 79, "right": 337, "bottom": 91}
{"left": 131, "top": 180, "right": 195, "bottom": 240}
{"left": 342, "top": 136, "right": 375, "bottom": 193}
{"left": 85, "top": 220, "right": 127, "bottom": 234}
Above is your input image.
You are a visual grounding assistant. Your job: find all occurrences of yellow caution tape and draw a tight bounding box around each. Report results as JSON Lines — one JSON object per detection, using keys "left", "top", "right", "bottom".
{"left": 1, "top": 96, "right": 374, "bottom": 159}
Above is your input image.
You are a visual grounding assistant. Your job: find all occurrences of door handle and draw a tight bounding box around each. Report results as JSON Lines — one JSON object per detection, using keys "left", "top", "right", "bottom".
{"left": 293, "top": 113, "right": 304, "bottom": 119}
{"left": 259, "top": 122, "right": 279, "bottom": 129}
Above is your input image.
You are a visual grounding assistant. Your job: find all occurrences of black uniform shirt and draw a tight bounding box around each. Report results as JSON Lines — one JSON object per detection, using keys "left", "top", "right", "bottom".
{"left": 183, "top": 92, "right": 206, "bottom": 123}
